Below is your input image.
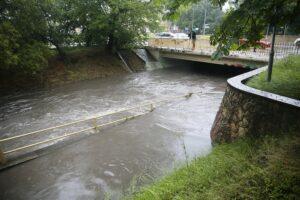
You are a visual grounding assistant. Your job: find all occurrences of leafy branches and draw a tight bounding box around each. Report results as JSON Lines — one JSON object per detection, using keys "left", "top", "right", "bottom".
{"left": 175, "top": 1, "right": 223, "bottom": 34}
{"left": 159, "top": 0, "right": 300, "bottom": 57}
{"left": 209, "top": 0, "right": 299, "bottom": 59}
{"left": 0, "top": 0, "right": 50, "bottom": 75}
{"left": 0, "top": 0, "right": 162, "bottom": 75}
{"left": 80, "top": 0, "right": 161, "bottom": 51}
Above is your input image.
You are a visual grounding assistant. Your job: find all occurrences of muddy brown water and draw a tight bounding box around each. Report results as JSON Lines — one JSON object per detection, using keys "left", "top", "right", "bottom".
{"left": 0, "top": 63, "right": 246, "bottom": 200}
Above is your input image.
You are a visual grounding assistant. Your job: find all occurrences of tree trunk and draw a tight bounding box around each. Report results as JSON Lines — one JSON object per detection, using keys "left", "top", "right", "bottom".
{"left": 35, "top": 33, "right": 66, "bottom": 59}
{"left": 52, "top": 41, "right": 66, "bottom": 59}
{"left": 36, "top": 33, "right": 66, "bottom": 59}
{"left": 107, "top": 12, "right": 118, "bottom": 53}
{"left": 85, "top": 34, "right": 92, "bottom": 47}
{"left": 107, "top": 33, "right": 115, "bottom": 53}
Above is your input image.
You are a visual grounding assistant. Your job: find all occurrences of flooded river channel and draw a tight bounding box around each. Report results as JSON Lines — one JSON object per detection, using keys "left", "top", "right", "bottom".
{"left": 0, "top": 63, "right": 245, "bottom": 199}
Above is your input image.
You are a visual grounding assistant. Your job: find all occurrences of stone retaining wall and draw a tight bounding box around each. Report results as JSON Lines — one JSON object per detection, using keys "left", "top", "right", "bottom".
{"left": 210, "top": 67, "right": 300, "bottom": 144}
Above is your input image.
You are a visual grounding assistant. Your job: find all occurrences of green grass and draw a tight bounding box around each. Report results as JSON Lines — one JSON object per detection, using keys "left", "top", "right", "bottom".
{"left": 62, "top": 46, "right": 102, "bottom": 54}
{"left": 246, "top": 55, "right": 300, "bottom": 100}
{"left": 128, "top": 133, "right": 300, "bottom": 200}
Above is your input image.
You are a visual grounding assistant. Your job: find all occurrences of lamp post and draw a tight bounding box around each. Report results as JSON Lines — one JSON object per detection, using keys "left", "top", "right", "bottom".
{"left": 267, "top": 25, "right": 277, "bottom": 82}
{"left": 192, "top": 7, "right": 194, "bottom": 30}
{"left": 203, "top": 0, "right": 207, "bottom": 35}
{"left": 266, "top": 24, "right": 270, "bottom": 38}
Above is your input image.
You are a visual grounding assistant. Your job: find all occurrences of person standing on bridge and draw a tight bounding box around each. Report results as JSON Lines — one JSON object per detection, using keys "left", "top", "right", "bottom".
{"left": 188, "top": 30, "right": 196, "bottom": 50}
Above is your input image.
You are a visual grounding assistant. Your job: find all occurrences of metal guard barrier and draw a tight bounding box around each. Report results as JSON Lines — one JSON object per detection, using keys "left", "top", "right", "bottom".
{"left": 0, "top": 92, "right": 205, "bottom": 164}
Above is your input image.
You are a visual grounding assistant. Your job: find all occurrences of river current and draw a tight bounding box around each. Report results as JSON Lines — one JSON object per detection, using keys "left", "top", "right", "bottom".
{"left": 0, "top": 63, "right": 244, "bottom": 199}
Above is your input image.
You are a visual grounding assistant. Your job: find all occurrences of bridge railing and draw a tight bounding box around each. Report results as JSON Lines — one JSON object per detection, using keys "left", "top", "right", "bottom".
{"left": 148, "top": 38, "right": 300, "bottom": 60}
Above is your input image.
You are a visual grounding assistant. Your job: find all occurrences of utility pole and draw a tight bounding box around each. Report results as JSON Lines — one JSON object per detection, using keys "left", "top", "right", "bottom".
{"left": 203, "top": 0, "right": 207, "bottom": 35}
{"left": 266, "top": 24, "right": 270, "bottom": 38}
{"left": 283, "top": 24, "right": 288, "bottom": 40}
{"left": 267, "top": 25, "right": 277, "bottom": 82}
{"left": 192, "top": 7, "right": 194, "bottom": 30}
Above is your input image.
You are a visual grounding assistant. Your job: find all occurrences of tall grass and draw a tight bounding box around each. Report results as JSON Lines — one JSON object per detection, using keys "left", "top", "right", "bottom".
{"left": 128, "top": 133, "right": 300, "bottom": 200}
{"left": 247, "top": 55, "right": 300, "bottom": 100}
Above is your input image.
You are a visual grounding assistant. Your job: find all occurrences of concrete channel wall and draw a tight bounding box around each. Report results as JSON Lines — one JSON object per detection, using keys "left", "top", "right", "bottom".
{"left": 210, "top": 67, "right": 300, "bottom": 144}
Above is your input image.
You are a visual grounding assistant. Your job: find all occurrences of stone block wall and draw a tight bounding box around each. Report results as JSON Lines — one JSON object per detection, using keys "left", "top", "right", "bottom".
{"left": 210, "top": 67, "right": 300, "bottom": 144}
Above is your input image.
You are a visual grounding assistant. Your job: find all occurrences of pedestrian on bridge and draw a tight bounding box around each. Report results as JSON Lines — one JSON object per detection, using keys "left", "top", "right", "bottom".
{"left": 188, "top": 30, "right": 196, "bottom": 50}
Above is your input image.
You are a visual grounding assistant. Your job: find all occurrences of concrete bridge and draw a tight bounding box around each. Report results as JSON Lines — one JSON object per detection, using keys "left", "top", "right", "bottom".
{"left": 146, "top": 38, "right": 299, "bottom": 69}
{"left": 146, "top": 46, "right": 268, "bottom": 69}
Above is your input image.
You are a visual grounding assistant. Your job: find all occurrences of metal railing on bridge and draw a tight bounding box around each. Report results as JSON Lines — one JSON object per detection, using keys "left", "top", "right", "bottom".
{"left": 148, "top": 38, "right": 300, "bottom": 60}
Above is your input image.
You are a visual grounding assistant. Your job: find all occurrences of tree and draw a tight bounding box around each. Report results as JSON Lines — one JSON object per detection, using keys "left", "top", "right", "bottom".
{"left": 175, "top": 1, "right": 223, "bottom": 34}
{"left": 0, "top": 0, "right": 50, "bottom": 75}
{"left": 160, "top": 0, "right": 300, "bottom": 81}
{"left": 73, "top": 0, "right": 161, "bottom": 52}
{"left": 209, "top": 0, "right": 300, "bottom": 81}
{"left": 1, "top": 0, "right": 162, "bottom": 76}
{"left": 35, "top": 0, "right": 78, "bottom": 58}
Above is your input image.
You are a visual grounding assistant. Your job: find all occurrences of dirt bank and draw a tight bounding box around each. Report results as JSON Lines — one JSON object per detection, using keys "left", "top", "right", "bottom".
{"left": 0, "top": 48, "right": 145, "bottom": 95}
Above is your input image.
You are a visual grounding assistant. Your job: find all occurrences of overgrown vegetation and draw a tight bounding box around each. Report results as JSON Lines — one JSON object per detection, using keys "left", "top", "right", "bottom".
{"left": 174, "top": 1, "right": 223, "bottom": 34}
{"left": 45, "top": 48, "right": 127, "bottom": 87}
{"left": 161, "top": 0, "right": 300, "bottom": 59}
{"left": 128, "top": 133, "right": 300, "bottom": 200}
{"left": 209, "top": 0, "right": 300, "bottom": 58}
{"left": 0, "top": 47, "right": 128, "bottom": 94}
{"left": 0, "top": 0, "right": 161, "bottom": 76}
{"left": 247, "top": 55, "right": 300, "bottom": 100}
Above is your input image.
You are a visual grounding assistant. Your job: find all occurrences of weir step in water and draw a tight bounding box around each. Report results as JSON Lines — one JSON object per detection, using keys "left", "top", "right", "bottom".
{"left": 134, "top": 49, "right": 164, "bottom": 71}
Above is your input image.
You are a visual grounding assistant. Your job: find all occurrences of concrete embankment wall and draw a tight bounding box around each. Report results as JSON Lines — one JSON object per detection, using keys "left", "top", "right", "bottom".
{"left": 119, "top": 50, "right": 146, "bottom": 72}
{"left": 210, "top": 67, "right": 300, "bottom": 144}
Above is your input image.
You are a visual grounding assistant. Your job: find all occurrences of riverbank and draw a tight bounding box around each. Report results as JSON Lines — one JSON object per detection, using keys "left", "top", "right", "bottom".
{"left": 129, "top": 56, "right": 300, "bottom": 199}
{"left": 0, "top": 47, "right": 145, "bottom": 95}
{"left": 129, "top": 132, "right": 300, "bottom": 199}
{"left": 0, "top": 65, "right": 230, "bottom": 200}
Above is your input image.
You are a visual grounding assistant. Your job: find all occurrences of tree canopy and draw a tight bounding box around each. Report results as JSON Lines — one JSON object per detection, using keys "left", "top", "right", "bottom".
{"left": 0, "top": 0, "right": 161, "bottom": 75}
{"left": 73, "top": 0, "right": 161, "bottom": 51}
{"left": 161, "top": 0, "right": 300, "bottom": 57}
{"left": 1, "top": 0, "right": 299, "bottom": 77}
{"left": 175, "top": 0, "right": 223, "bottom": 34}
{"left": 210, "top": 0, "right": 300, "bottom": 58}
{"left": 0, "top": 0, "right": 51, "bottom": 75}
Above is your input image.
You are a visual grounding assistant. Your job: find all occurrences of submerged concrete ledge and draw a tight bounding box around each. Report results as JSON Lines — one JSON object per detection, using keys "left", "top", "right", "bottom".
{"left": 210, "top": 67, "right": 300, "bottom": 144}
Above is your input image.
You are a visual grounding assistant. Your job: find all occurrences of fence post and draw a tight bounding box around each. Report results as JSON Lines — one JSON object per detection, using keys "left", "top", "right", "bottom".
{"left": 150, "top": 104, "right": 154, "bottom": 112}
{"left": 93, "top": 118, "right": 97, "bottom": 132}
{"left": 0, "top": 145, "right": 6, "bottom": 164}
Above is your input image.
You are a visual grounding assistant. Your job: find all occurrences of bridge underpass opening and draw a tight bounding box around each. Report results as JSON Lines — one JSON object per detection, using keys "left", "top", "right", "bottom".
{"left": 160, "top": 57, "right": 252, "bottom": 76}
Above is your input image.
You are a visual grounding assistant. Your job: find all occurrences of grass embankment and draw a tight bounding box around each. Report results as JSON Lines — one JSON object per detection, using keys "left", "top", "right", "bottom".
{"left": 0, "top": 47, "right": 145, "bottom": 94}
{"left": 129, "top": 133, "right": 300, "bottom": 200}
{"left": 45, "top": 47, "right": 127, "bottom": 87}
{"left": 247, "top": 55, "right": 300, "bottom": 100}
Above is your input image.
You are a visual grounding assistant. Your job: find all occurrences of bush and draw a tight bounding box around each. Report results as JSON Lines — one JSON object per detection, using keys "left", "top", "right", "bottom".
{"left": 129, "top": 134, "right": 300, "bottom": 200}
{"left": 0, "top": 22, "right": 50, "bottom": 76}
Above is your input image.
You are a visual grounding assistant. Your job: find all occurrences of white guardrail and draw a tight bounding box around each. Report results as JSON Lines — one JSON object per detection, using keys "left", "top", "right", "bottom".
{"left": 0, "top": 92, "right": 199, "bottom": 164}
